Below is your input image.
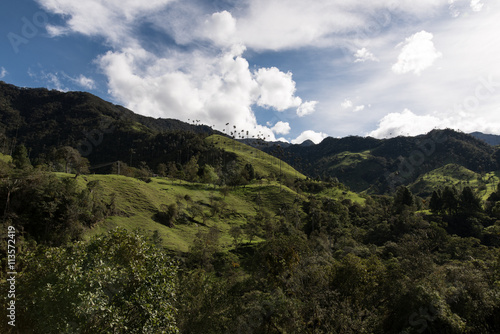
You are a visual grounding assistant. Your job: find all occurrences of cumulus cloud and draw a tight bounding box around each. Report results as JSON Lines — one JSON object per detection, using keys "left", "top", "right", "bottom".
{"left": 354, "top": 48, "right": 378, "bottom": 63}
{"left": 470, "top": 0, "right": 484, "bottom": 12}
{"left": 271, "top": 121, "right": 291, "bottom": 135}
{"left": 392, "top": 31, "right": 443, "bottom": 75}
{"left": 0, "top": 67, "right": 7, "bottom": 79}
{"left": 353, "top": 105, "right": 365, "bottom": 112}
{"left": 367, "top": 109, "right": 443, "bottom": 138}
{"left": 341, "top": 99, "right": 353, "bottom": 109}
{"left": 297, "top": 101, "right": 318, "bottom": 117}
{"left": 292, "top": 130, "right": 328, "bottom": 144}
{"left": 37, "top": 0, "right": 500, "bottom": 141}
{"left": 36, "top": 0, "right": 315, "bottom": 141}
{"left": 96, "top": 45, "right": 312, "bottom": 140}
{"left": 368, "top": 107, "right": 500, "bottom": 139}
{"left": 73, "top": 75, "right": 96, "bottom": 89}
{"left": 276, "top": 137, "right": 290, "bottom": 143}
{"left": 255, "top": 67, "right": 302, "bottom": 111}
{"left": 203, "top": 11, "right": 237, "bottom": 47}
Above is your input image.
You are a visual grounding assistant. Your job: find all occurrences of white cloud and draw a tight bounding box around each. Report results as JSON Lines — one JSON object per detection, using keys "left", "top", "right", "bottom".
{"left": 29, "top": 69, "right": 96, "bottom": 91}
{"left": 37, "top": 0, "right": 175, "bottom": 45}
{"left": 271, "top": 121, "right": 291, "bottom": 135}
{"left": 38, "top": 0, "right": 319, "bottom": 141}
{"left": 448, "top": 0, "right": 486, "bottom": 17}
{"left": 392, "top": 30, "right": 443, "bottom": 75}
{"left": 341, "top": 99, "right": 353, "bottom": 109}
{"left": 292, "top": 130, "right": 328, "bottom": 144}
{"left": 255, "top": 67, "right": 302, "bottom": 111}
{"left": 353, "top": 105, "right": 365, "bottom": 112}
{"left": 96, "top": 45, "right": 313, "bottom": 141}
{"left": 74, "top": 75, "right": 96, "bottom": 89}
{"left": 276, "top": 137, "right": 290, "bottom": 143}
{"left": 202, "top": 11, "right": 237, "bottom": 47}
{"left": 470, "top": 0, "right": 484, "bottom": 12}
{"left": 367, "top": 109, "right": 443, "bottom": 138}
{"left": 234, "top": 0, "right": 447, "bottom": 51}
{"left": 0, "top": 67, "right": 7, "bottom": 79}
{"left": 37, "top": 0, "right": 500, "bottom": 140}
{"left": 297, "top": 101, "right": 318, "bottom": 117}
{"left": 340, "top": 99, "right": 364, "bottom": 112}
{"left": 28, "top": 70, "right": 69, "bottom": 91}
{"left": 354, "top": 48, "right": 378, "bottom": 62}
{"left": 368, "top": 107, "right": 500, "bottom": 139}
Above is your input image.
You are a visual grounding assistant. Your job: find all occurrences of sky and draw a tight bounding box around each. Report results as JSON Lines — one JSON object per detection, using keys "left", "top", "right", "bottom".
{"left": 1, "top": 0, "right": 500, "bottom": 144}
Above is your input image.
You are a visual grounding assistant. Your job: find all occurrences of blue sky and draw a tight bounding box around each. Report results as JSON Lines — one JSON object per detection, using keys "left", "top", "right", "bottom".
{"left": 1, "top": 0, "right": 500, "bottom": 143}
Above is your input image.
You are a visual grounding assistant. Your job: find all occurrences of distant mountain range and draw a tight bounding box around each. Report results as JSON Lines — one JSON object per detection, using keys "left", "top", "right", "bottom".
{"left": 263, "top": 130, "right": 499, "bottom": 193}
{"left": 2, "top": 80, "right": 500, "bottom": 195}
{"left": 469, "top": 132, "right": 500, "bottom": 146}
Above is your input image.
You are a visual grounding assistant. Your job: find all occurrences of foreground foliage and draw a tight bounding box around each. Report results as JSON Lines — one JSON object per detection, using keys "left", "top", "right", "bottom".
{"left": 1, "top": 229, "right": 179, "bottom": 334}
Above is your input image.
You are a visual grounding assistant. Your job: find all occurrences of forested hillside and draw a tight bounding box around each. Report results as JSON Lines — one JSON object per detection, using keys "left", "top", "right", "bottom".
{"left": 0, "top": 81, "right": 221, "bottom": 172}
{"left": 262, "top": 129, "right": 500, "bottom": 194}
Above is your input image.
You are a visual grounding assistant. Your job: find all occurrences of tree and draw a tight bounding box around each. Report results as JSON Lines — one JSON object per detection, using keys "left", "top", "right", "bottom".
{"left": 201, "top": 164, "right": 218, "bottom": 187}
{"left": 224, "top": 160, "right": 242, "bottom": 186}
{"left": 138, "top": 161, "right": 152, "bottom": 178}
{"left": 243, "top": 163, "right": 255, "bottom": 181}
{"left": 13, "top": 229, "right": 179, "bottom": 333}
{"left": 56, "top": 146, "right": 89, "bottom": 175}
{"left": 157, "top": 163, "right": 167, "bottom": 177}
{"left": 442, "top": 186, "right": 459, "bottom": 215}
{"left": 1, "top": 170, "right": 108, "bottom": 244}
{"left": 459, "top": 186, "right": 482, "bottom": 214}
{"left": 229, "top": 225, "right": 243, "bottom": 247}
{"left": 155, "top": 203, "right": 178, "bottom": 227}
{"left": 393, "top": 186, "right": 414, "bottom": 213}
{"left": 188, "top": 226, "right": 221, "bottom": 270}
{"left": 184, "top": 155, "right": 199, "bottom": 182}
{"left": 12, "top": 144, "right": 31, "bottom": 169}
{"left": 429, "top": 190, "right": 443, "bottom": 214}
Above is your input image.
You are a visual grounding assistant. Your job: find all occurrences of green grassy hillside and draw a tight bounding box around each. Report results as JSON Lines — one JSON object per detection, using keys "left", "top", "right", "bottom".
{"left": 62, "top": 173, "right": 302, "bottom": 252}
{"left": 409, "top": 163, "right": 499, "bottom": 199}
{"left": 57, "top": 170, "right": 363, "bottom": 252}
{"left": 206, "top": 134, "right": 306, "bottom": 180}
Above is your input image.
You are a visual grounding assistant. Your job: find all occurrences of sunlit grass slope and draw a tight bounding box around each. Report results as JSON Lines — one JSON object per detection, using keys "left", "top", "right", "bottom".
{"left": 58, "top": 173, "right": 305, "bottom": 252}
{"left": 206, "top": 134, "right": 306, "bottom": 180}
{"left": 409, "top": 163, "right": 500, "bottom": 200}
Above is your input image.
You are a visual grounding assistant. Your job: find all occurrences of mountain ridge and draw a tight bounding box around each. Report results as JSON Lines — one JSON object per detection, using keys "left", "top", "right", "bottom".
{"left": 2, "top": 81, "right": 500, "bottom": 195}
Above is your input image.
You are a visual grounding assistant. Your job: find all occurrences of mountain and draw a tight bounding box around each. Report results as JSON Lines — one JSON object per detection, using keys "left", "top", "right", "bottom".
{"left": 0, "top": 81, "right": 226, "bottom": 171}
{"left": 470, "top": 131, "right": 500, "bottom": 146}
{"left": 2, "top": 81, "right": 500, "bottom": 196}
{"left": 263, "top": 130, "right": 500, "bottom": 194}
